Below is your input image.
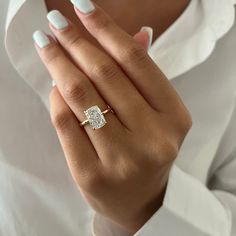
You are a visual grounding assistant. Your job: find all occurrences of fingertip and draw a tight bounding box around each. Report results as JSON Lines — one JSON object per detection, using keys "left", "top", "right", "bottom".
{"left": 133, "top": 31, "right": 150, "bottom": 51}
{"left": 70, "top": 0, "right": 96, "bottom": 15}
{"left": 140, "top": 26, "right": 153, "bottom": 51}
{"left": 32, "top": 30, "right": 51, "bottom": 48}
{"left": 32, "top": 30, "right": 56, "bottom": 51}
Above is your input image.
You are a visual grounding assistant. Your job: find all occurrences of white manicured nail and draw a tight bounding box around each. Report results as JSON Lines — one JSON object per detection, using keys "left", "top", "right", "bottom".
{"left": 52, "top": 80, "right": 56, "bottom": 87}
{"left": 33, "top": 30, "right": 50, "bottom": 48}
{"left": 140, "top": 26, "right": 153, "bottom": 51}
{"left": 47, "top": 10, "right": 69, "bottom": 30}
{"left": 70, "top": 0, "right": 95, "bottom": 14}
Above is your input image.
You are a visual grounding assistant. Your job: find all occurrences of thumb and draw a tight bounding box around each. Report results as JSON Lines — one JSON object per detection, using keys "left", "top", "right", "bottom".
{"left": 133, "top": 26, "right": 153, "bottom": 51}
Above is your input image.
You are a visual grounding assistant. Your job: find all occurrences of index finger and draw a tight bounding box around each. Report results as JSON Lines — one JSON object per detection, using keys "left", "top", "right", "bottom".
{"left": 70, "top": 0, "right": 184, "bottom": 113}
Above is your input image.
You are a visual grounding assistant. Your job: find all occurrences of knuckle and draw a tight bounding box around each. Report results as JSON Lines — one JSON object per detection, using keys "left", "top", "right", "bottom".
{"left": 63, "top": 79, "right": 89, "bottom": 103}
{"left": 118, "top": 158, "right": 141, "bottom": 180}
{"left": 51, "top": 110, "right": 73, "bottom": 131}
{"left": 162, "top": 141, "right": 179, "bottom": 162}
{"left": 92, "top": 13, "right": 111, "bottom": 33}
{"left": 91, "top": 61, "right": 117, "bottom": 80}
{"left": 184, "top": 111, "right": 193, "bottom": 130}
{"left": 120, "top": 43, "right": 148, "bottom": 64}
{"left": 176, "top": 108, "right": 193, "bottom": 135}
{"left": 44, "top": 47, "right": 61, "bottom": 66}
{"left": 66, "top": 33, "right": 85, "bottom": 50}
{"left": 149, "top": 136, "right": 178, "bottom": 167}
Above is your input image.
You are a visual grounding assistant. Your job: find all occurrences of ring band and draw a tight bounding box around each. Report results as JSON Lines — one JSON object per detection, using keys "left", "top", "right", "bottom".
{"left": 80, "top": 105, "right": 113, "bottom": 130}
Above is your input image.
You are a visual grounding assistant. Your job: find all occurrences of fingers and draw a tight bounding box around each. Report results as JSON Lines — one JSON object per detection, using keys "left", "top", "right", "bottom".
{"left": 46, "top": 10, "right": 150, "bottom": 129}
{"left": 133, "top": 32, "right": 150, "bottom": 51}
{"left": 33, "top": 31, "right": 124, "bottom": 156}
{"left": 49, "top": 86, "right": 99, "bottom": 181}
{"left": 70, "top": 1, "right": 183, "bottom": 113}
{"left": 133, "top": 27, "right": 153, "bottom": 51}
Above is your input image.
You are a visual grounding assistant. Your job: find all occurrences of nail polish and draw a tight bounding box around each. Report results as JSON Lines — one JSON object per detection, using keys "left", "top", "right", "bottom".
{"left": 33, "top": 30, "right": 50, "bottom": 48}
{"left": 47, "top": 10, "right": 69, "bottom": 30}
{"left": 70, "top": 0, "right": 95, "bottom": 14}
{"left": 140, "top": 26, "right": 153, "bottom": 51}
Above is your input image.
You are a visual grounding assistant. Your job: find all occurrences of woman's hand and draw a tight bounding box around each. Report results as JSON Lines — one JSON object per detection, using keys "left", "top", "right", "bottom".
{"left": 34, "top": 2, "right": 192, "bottom": 233}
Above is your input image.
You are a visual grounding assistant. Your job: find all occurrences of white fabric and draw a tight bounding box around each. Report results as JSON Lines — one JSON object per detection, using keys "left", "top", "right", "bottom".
{"left": 1, "top": 0, "right": 236, "bottom": 235}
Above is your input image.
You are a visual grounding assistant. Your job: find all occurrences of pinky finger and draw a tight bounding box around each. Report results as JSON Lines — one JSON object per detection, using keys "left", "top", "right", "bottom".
{"left": 133, "top": 26, "right": 153, "bottom": 51}
{"left": 49, "top": 87, "right": 99, "bottom": 183}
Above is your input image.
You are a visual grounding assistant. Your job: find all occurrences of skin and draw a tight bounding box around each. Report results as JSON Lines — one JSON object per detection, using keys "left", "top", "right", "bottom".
{"left": 38, "top": 0, "right": 192, "bottom": 234}
{"left": 45, "top": 0, "right": 190, "bottom": 50}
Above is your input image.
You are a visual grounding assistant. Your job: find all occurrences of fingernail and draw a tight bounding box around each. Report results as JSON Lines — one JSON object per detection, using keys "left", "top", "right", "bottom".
{"left": 52, "top": 80, "right": 57, "bottom": 87}
{"left": 33, "top": 30, "right": 50, "bottom": 48}
{"left": 47, "top": 10, "right": 69, "bottom": 30}
{"left": 70, "top": 0, "right": 95, "bottom": 14}
{"left": 140, "top": 26, "right": 153, "bottom": 51}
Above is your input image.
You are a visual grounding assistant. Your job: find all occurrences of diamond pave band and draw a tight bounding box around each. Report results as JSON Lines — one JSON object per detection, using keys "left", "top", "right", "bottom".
{"left": 80, "top": 105, "right": 113, "bottom": 130}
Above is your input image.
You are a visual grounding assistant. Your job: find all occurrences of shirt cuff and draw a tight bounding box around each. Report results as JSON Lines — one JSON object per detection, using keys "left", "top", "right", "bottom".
{"left": 92, "top": 164, "right": 231, "bottom": 236}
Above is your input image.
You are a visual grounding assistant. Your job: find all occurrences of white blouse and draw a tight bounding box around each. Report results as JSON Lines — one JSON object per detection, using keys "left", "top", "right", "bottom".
{"left": 1, "top": 0, "right": 236, "bottom": 235}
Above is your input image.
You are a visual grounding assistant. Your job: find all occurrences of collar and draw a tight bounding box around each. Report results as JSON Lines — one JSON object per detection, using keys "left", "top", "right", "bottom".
{"left": 5, "top": 0, "right": 52, "bottom": 110}
{"left": 4, "top": 0, "right": 236, "bottom": 111}
{"left": 149, "top": 0, "right": 236, "bottom": 79}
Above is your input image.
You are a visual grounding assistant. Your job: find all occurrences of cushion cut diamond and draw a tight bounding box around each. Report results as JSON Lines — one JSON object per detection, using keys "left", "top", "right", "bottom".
{"left": 84, "top": 105, "right": 107, "bottom": 130}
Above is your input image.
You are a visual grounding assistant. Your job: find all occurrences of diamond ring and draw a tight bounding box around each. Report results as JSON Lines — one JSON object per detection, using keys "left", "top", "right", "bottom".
{"left": 80, "top": 105, "right": 113, "bottom": 130}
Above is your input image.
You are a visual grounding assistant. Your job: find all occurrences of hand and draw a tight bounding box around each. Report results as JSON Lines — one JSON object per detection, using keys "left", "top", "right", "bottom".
{"left": 34, "top": 2, "right": 192, "bottom": 234}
